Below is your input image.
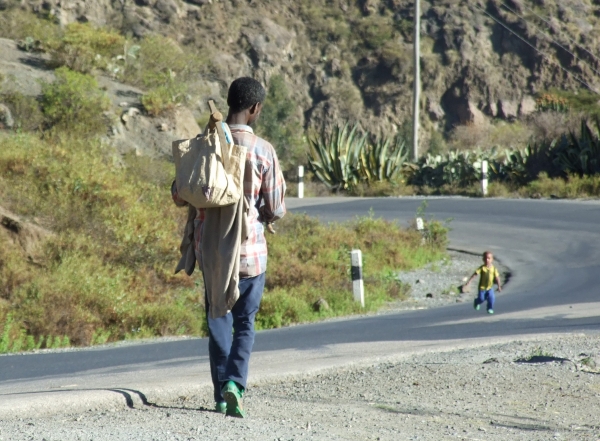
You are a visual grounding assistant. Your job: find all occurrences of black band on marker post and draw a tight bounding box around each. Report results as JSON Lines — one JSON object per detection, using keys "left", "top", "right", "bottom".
{"left": 351, "top": 265, "right": 362, "bottom": 281}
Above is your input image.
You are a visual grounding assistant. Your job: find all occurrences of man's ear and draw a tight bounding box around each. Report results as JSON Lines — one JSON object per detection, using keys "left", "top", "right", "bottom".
{"left": 250, "top": 102, "right": 262, "bottom": 115}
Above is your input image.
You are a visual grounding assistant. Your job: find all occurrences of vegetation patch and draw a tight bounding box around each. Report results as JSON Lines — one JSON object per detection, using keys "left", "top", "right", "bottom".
{"left": 46, "top": 22, "right": 125, "bottom": 74}
{"left": 0, "top": 128, "right": 447, "bottom": 353}
{"left": 259, "top": 211, "right": 446, "bottom": 329}
{"left": 40, "top": 67, "right": 110, "bottom": 136}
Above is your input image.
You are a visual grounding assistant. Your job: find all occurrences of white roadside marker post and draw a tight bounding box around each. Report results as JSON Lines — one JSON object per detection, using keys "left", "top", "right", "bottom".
{"left": 416, "top": 217, "right": 424, "bottom": 232}
{"left": 416, "top": 217, "right": 425, "bottom": 244}
{"left": 350, "top": 249, "right": 364, "bottom": 308}
{"left": 481, "top": 160, "right": 488, "bottom": 197}
{"left": 298, "top": 165, "right": 304, "bottom": 199}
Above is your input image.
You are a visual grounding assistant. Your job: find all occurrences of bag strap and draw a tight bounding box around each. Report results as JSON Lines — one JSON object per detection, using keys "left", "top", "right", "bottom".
{"left": 208, "top": 100, "right": 231, "bottom": 171}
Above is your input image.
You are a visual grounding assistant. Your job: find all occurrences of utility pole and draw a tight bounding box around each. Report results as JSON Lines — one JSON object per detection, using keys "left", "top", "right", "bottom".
{"left": 412, "top": 0, "right": 420, "bottom": 161}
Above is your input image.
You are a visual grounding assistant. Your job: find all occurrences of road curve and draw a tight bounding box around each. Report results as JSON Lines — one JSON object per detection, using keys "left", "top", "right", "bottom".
{"left": 1, "top": 197, "right": 600, "bottom": 418}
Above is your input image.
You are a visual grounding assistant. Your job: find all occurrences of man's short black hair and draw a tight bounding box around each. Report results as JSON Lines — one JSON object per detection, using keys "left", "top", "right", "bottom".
{"left": 227, "top": 77, "right": 266, "bottom": 113}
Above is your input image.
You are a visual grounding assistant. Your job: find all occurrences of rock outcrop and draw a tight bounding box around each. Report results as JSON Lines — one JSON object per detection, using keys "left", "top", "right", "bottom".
{"left": 0, "top": 37, "right": 201, "bottom": 157}
{"left": 2, "top": 0, "right": 600, "bottom": 147}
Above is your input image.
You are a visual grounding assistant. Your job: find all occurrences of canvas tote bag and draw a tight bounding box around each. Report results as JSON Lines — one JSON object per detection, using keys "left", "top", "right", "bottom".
{"left": 172, "top": 100, "right": 247, "bottom": 208}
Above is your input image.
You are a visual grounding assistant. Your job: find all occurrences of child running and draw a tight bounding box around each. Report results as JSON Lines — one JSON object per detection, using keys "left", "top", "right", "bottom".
{"left": 464, "top": 251, "right": 502, "bottom": 314}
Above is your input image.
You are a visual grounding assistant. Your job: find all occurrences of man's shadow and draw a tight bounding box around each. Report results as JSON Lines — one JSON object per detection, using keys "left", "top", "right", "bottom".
{"left": 107, "top": 387, "right": 214, "bottom": 412}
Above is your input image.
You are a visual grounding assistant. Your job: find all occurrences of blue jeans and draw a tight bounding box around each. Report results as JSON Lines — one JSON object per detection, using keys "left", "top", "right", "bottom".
{"left": 475, "top": 288, "right": 495, "bottom": 310}
{"left": 205, "top": 272, "right": 265, "bottom": 403}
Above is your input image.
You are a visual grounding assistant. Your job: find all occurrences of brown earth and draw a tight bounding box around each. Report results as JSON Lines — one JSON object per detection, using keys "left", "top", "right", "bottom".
{"left": 0, "top": 205, "right": 52, "bottom": 264}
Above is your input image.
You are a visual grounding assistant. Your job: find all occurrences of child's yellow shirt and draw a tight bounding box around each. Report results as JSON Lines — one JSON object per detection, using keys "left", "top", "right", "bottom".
{"left": 476, "top": 264, "right": 499, "bottom": 290}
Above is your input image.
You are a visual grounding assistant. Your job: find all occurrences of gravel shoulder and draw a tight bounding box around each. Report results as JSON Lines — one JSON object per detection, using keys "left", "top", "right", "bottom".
{"left": 1, "top": 251, "right": 599, "bottom": 441}
{"left": 387, "top": 249, "right": 510, "bottom": 313}
{"left": 1, "top": 333, "right": 599, "bottom": 441}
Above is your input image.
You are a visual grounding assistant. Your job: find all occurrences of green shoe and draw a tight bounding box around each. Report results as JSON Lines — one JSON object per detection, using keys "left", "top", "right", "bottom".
{"left": 473, "top": 299, "right": 480, "bottom": 311}
{"left": 215, "top": 401, "right": 227, "bottom": 414}
{"left": 487, "top": 309, "right": 494, "bottom": 314}
{"left": 221, "top": 381, "right": 245, "bottom": 418}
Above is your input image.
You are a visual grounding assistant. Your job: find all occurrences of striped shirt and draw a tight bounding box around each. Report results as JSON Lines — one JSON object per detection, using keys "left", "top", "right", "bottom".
{"left": 172, "top": 124, "right": 286, "bottom": 277}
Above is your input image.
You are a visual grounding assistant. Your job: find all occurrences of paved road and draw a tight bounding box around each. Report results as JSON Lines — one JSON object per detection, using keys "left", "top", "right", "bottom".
{"left": 2, "top": 197, "right": 600, "bottom": 418}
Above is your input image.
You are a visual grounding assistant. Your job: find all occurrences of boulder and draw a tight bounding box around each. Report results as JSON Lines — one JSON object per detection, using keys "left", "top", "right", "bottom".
{"left": 0, "top": 103, "right": 14, "bottom": 129}
{"left": 155, "top": 0, "right": 180, "bottom": 23}
{"left": 108, "top": 106, "right": 201, "bottom": 157}
{"left": 427, "top": 98, "right": 445, "bottom": 121}
{"left": 486, "top": 101, "right": 498, "bottom": 117}
{"left": 519, "top": 95, "right": 537, "bottom": 116}
{"left": 457, "top": 101, "right": 487, "bottom": 126}
{"left": 312, "top": 298, "right": 330, "bottom": 312}
{"left": 242, "top": 18, "right": 295, "bottom": 69}
{"left": 498, "top": 99, "right": 519, "bottom": 120}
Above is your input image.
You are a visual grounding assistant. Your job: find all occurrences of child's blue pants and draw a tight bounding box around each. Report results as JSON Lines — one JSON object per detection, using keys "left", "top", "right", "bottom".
{"left": 475, "top": 288, "right": 495, "bottom": 310}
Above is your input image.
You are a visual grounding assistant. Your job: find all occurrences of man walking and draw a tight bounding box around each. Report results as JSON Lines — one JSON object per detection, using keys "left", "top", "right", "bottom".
{"left": 172, "top": 77, "right": 286, "bottom": 417}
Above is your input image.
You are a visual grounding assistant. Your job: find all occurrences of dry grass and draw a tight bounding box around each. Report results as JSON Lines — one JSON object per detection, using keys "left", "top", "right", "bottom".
{"left": 0, "top": 130, "right": 447, "bottom": 352}
{"left": 260, "top": 212, "right": 446, "bottom": 329}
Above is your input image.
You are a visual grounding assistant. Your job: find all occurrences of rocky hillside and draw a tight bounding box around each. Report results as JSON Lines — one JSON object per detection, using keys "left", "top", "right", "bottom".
{"left": 2, "top": 0, "right": 600, "bottom": 152}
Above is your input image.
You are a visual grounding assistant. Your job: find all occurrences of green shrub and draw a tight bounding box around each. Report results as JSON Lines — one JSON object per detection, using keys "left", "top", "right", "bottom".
{"left": 40, "top": 67, "right": 110, "bottom": 136}
{"left": 124, "top": 35, "right": 201, "bottom": 116}
{"left": 407, "top": 149, "right": 492, "bottom": 188}
{"left": 348, "top": 178, "right": 414, "bottom": 197}
{"left": 521, "top": 172, "right": 600, "bottom": 198}
{"left": 124, "top": 34, "right": 198, "bottom": 89}
{"left": 141, "top": 81, "right": 186, "bottom": 116}
{"left": 299, "top": 3, "right": 351, "bottom": 44}
{"left": 355, "top": 14, "right": 394, "bottom": 50}
{"left": 538, "top": 89, "right": 600, "bottom": 118}
{"left": 428, "top": 130, "right": 447, "bottom": 156}
{"left": 536, "top": 93, "right": 569, "bottom": 113}
{"left": 47, "top": 22, "right": 125, "bottom": 73}
{"left": 0, "top": 125, "right": 448, "bottom": 351}
{"left": 0, "top": 8, "right": 60, "bottom": 46}
{"left": 415, "top": 200, "right": 451, "bottom": 249}
{"left": 0, "top": 91, "right": 45, "bottom": 131}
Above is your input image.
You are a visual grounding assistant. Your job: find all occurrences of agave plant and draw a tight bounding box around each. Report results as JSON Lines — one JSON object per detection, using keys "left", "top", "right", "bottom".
{"left": 553, "top": 118, "right": 600, "bottom": 176}
{"left": 359, "top": 133, "right": 409, "bottom": 182}
{"left": 307, "top": 122, "right": 367, "bottom": 190}
{"left": 498, "top": 147, "right": 529, "bottom": 184}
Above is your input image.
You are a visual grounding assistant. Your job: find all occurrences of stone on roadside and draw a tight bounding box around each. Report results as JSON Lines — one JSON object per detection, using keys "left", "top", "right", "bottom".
{"left": 313, "top": 298, "right": 330, "bottom": 312}
{"left": 0, "top": 103, "right": 14, "bottom": 129}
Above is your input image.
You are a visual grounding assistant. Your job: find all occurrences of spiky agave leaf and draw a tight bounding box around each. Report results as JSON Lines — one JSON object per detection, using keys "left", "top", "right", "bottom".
{"left": 307, "top": 122, "right": 367, "bottom": 190}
